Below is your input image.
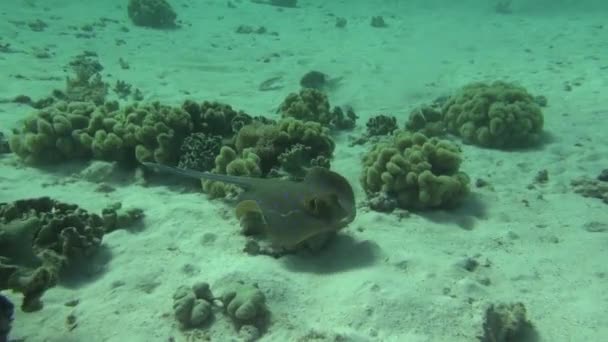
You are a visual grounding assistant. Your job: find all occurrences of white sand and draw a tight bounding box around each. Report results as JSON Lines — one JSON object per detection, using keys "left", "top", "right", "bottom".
{"left": 1, "top": 0, "right": 607, "bottom": 341}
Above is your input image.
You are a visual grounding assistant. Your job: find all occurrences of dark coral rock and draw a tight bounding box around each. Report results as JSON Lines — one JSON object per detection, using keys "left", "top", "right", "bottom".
{"left": 0, "top": 293, "right": 14, "bottom": 338}
{"left": 113, "top": 80, "right": 132, "bottom": 100}
{"left": 177, "top": 133, "right": 223, "bottom": 172}
{"left": 300, "top": 71, "right": 328, "bottom": 90}
{"left": 330, "top": 105, "right": 358, "bottom": 130}
{"left": 366, "top": 114, "right": 397, "bottom": 136}
{"left": 0, "top": 197, "right": 107, "bottom": 311}
{"left": 597, "top": 169, "right": 608, "bottom": 182}
{"left": 479, "top": 302, "right": 539, "bottom": 342}
{"left": 128, "top": 0, "right": 177, "bottom": 28}
{"left": 269, "top": 0, "right": 297, "bottom": 8}
{"left": 0, "top": 132, "right": 9, "bottom": 154}
{"left": 370, "top": 16, "right": 387, "bottom": 28}
{"left": 534, "top": 169, "right": 549, "bottom": 184}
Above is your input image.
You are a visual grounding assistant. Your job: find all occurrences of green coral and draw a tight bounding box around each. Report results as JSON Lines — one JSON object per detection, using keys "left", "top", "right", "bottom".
{"left": 442, "top": 81, "right": 544, "bottom": 148}
{"left": 9, "top": 101, "right": 101, "bottom": 164}
{"left": 182, "top": 100, "right": 252, "bottom": 137}
{"left": 11, "top": 100, "right": 194, "bottom": 167}
{"left": 101, "top": 202, "right": 145, "bottom": 233}
{"left": 221, "top": 282, "right": 267, "bottom": 326}
{"left": 234, "top": 117, "right": 334, "bottom": 175}
{"left": 172, "top": 282, "right": 214, "bottom": 329}
{"left": 480, "top": 302, "right": 538, "bottom": 342}
{"left": 78, "top": 101, "right": 193, "bottom": 165}
{"left": 202, "top": 146, "right": 262, "bottom": 198}
{"left": 361, "top": 131, "right": 469, "bottom": 210}
{"left": 123, "top": 102, "right": 193, "bottom": 164}
{"left": 278, "top": 88, "right": 356, "bottom": 129}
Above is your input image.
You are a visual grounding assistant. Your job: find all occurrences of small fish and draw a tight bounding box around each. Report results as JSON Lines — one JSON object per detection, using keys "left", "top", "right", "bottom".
{"left": 144, "top": 162, "right": 356, "bottom": 248}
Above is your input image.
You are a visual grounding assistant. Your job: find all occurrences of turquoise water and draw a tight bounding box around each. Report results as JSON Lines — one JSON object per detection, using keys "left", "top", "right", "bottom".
{"left": 1, "top": 1, "right": 607, "bottom": 341}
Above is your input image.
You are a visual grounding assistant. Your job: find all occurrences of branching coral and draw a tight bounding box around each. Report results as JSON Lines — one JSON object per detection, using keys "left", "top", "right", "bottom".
{"left": 366, "top": 114, "right": 398, "bottom": 136}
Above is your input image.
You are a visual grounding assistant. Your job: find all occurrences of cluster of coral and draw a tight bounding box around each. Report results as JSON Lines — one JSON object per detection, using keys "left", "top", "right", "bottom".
{"left": 441, "top": 81, "right": 544, "bottom": 148}
{"left": 278, "top": 88, "right": 357, "bottom": 130}
{"left": 200, "top": 115, "right": 337, "bottom": 198}
{"left": 357, "top": 80, "right": 547, "bottom": 211}
{"left": 361, "top": 131, "right": 469, "bottom": 211}
{"left": 8, "top": 88, "right": 352, "bottom": 200}
{"left": 8, "top": 101, "right": 189, "bottom": 166}
{"left": 0, "top": 197, "right": 142, "bottom": 312}
{"left": 172, "top": 280, "right": 268, "bottom": 339}
{"left": 403, "top": 81, "right": 545, "bottom": 149}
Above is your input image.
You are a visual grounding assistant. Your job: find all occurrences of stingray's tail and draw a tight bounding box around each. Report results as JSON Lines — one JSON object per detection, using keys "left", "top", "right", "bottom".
{"left": 142, "top": 162, "right": 253, "bottom": 189}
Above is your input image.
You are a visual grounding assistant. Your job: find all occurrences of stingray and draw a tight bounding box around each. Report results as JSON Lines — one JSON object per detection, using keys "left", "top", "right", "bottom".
{"left": 143, "top": 162, "right": 356, "bottom": 248}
